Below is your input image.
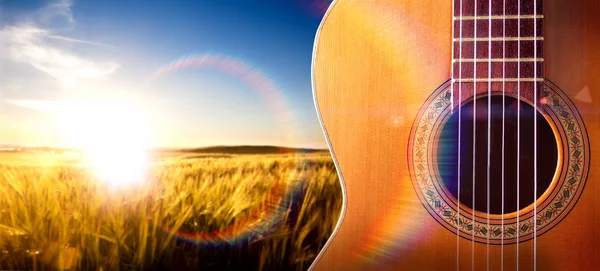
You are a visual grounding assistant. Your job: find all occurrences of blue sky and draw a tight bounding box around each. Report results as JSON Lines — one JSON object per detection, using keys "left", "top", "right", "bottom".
{"left": 0, "top": 0, "right": 330, "bottom": 148}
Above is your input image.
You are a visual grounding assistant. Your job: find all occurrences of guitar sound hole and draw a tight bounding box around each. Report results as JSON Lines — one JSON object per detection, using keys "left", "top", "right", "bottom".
{"left": 437, "top": 96, "right": 558, "bottom": 215}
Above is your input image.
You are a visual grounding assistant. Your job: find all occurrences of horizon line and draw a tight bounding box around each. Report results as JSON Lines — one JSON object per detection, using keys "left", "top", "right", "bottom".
{"left": 0, "top": 143, "right": 329, "bottom": 151}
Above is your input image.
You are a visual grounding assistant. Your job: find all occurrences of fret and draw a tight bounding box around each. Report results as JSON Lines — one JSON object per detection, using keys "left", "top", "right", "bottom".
{"left": 453, "top": 15, "right": 544, "bottom": 20}
{"left": 451, "top": 0, "right": 544, "bottom": 104}
{"left": 453, "top": 58, "right": 544, "bottom": 62}
{"left": 451, "top": 82, "right": 541, "bottom": 108}
{"left": 454, "top": 37, "right": 544, "bottom": 42}
{"left": 453, "top": 18, "right": 543, "bottom": 38}
{"left": 453, "top": 78, "right": 544, "bottom": 82}
{"left": 454, "top": 40, "right": 543, "bottom": 59}
{"left": 453, "top": 0, "right": 543, "bottom": 17}
{"left": 454, "top": 62, "right": 543, "bottom": 78}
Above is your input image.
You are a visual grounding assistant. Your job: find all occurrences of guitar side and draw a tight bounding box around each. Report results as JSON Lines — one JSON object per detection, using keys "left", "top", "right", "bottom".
{"left": 310, "top": 1, "right": 600, "bottom": 270}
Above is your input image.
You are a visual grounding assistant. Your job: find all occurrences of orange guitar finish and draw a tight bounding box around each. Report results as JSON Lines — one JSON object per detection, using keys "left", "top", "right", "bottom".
{"left": 311, "top": 1, "right": 600, "bottom": 270}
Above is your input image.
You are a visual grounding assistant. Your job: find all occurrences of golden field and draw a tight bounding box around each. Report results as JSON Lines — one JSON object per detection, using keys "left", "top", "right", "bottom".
{"left": 0, "top": 148, "right": 342, "bottom": 270}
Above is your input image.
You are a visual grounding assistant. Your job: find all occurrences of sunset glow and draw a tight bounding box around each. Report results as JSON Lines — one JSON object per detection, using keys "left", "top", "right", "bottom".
{"left": 58, "top": 100, "right": 151, "bottom": 187}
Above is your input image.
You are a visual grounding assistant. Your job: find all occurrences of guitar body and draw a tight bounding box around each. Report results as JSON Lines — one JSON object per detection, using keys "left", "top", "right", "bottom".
{"left": 311, "top": 1, "right": 600, "bottom": 270}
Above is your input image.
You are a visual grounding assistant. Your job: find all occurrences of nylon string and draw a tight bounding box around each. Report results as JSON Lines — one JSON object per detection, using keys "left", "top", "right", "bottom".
{"left": 516, "top": 1, "right": 522, "bottom": 270}
{"left": 457, "top": 0, "right": 464, "bottom": 269}
{"left": 486, "top": 0, "right": 493, "bottom": 269}
{"left": 501, "top": 0, "right": 507, "bottom": 270}
{"left": 472, "top": 0, "right": 478, "bottom": 270}
{"left": 533, "top": 0, "right": 538, "bottom": 270}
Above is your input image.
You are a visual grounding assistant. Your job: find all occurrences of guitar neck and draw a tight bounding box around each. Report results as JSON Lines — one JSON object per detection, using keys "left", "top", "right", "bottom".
{"left": 452, "top": 0, "right": 544, "bottom": 105}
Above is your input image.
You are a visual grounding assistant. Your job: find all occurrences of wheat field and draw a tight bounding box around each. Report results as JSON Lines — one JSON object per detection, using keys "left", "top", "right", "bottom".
{"left": 0, "top": 149, "right": 342, "bottom": 270}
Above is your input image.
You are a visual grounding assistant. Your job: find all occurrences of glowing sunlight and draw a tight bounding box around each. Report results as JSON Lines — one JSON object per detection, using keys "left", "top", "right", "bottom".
{"left": 59, "top": 100, "right": 151, "bottom": 188}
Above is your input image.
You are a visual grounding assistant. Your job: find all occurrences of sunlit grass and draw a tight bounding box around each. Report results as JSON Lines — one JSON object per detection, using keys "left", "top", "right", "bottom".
{"left": 0, "top": 151, "right": 341, "bottom": 270}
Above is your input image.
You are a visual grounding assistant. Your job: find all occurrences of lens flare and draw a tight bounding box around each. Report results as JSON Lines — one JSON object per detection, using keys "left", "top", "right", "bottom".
{"left": 151, "top": 53, "right": 307, "bottom": 246}
{"left": 311, "top": 0, "right": 445, "bottom": 268}
{"left": 58, "top": 100, "right": 151, "bottom": 189}
{"left": 294, "top": 0, "right": 333, "bottom": 17}
{"left": 152, "top": 178, "right": 306, "bottom": 246}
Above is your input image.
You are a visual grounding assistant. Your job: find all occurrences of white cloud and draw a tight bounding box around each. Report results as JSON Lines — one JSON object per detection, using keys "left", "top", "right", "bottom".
{"left": 37, "top": 0, "right": 75, "bottom": 30}
{"left": 46, "top": 34, "right": 114, "bottom": 47}
{"left": 1, "top": 25, "right": 119, "bottom": 84}
{"left": 0, "top": 0, "right": 120, "bottom": 108}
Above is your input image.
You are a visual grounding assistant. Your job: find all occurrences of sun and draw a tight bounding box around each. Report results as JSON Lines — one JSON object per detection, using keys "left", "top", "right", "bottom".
{"left": 59, "top": 100, "right": 151, "bottom": 188}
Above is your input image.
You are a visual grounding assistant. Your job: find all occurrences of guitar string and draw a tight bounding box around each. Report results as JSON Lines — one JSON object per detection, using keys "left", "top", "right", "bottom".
{"left": 516, "top": 0, "right": 521, "bottom": 270}
{"left": 457, "top": 0, "right": 463, "bottom": 269}
{"left": 472, "top": 0, "right": 478, "bottom": 270}
{"left": 533, "top": 0, "right": 538, "bottom": 270}
{"left": 457, "top": 2, "right": 535, "bottom": 270}
{"left": 452, "top": 1, "right": 456, "bottom": 114}
{"left": 501, "top": 0, "right": 506, "bottom": 270}
{"left": 487, "top": 0, "right": 492, "bottom": 269}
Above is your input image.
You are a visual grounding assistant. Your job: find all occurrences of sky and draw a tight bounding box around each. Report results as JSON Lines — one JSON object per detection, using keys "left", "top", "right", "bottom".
{"left": 0, "top": 0, "right": 332, "bottom": 149}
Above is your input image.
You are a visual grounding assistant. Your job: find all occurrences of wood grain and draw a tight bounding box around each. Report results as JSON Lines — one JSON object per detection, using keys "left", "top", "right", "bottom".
{"left": 311, "top": 1, "right": 600, "bottom": 270}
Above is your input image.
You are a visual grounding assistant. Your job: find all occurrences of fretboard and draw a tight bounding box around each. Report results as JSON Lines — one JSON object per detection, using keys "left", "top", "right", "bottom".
{"left": 452, "top": 0, "right": 543, "bottom": 105}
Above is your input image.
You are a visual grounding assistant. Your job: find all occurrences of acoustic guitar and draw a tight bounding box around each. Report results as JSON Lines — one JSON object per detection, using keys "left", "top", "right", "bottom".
{"left": 310, "top": 0, "right": 599, "bottom": 270}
